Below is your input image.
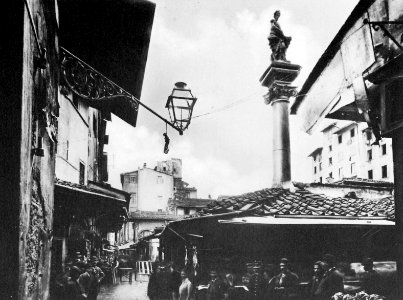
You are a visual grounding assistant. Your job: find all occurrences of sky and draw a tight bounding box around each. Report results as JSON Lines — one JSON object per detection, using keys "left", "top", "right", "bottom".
{"left": 106, "top": 0, "right": 359, "bottom": 198}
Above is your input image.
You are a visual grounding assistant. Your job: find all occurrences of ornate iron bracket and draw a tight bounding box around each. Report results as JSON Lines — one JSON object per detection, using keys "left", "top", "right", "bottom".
{"left": 363, "top": 19, "right": 403, "bottom": 50}
{"left": 60, "top": 47, "right": 139, "bottom": 108}
{"left": 60, "top": 47, "right": 184, "bottom": 134}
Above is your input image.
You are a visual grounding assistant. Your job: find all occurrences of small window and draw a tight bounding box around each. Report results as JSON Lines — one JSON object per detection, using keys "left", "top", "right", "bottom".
{"left": 79, "top": 162, "right": 85, "bottom": 185}
{"left": 338, "top": 135, "right": 343, "bottom": 144}
{"left": 66, "top": 140, "right": 69, "bottom": 160}
{"left": 157, "top": 176, "right": 164, "bottom": 184}
{"left": 350, "top": 128, "right": 355, "bottom": 138}
{"left": 319, "top": 177, "right": 322, "bottom": 183}
{"left": 329, "top": 172, "right": 333, "bottom": 178}
{"left": 319, "top": 163, "right": 322, "bottom": 171}
{"left": 382, "top": 165, "right": 388, "bottom": 178}
{"left": 351, "top": 163, "right": 356, "bottom": 176}
{"left": 329, "top": 157, "right": 332, "bottom": 166}
{"left": 382, "top": 144, "right": 387, "bottom": 155}
{"left": 184, "top": 208, "right": 190, "bottom": 215}
{"left": 366, "top": 131, "right": 372, "bottom": 141}
{"left": 367, "top": 149, "right": 372, "bottom": 161}
{"left": 368, "top": 170, "right": 373, "bottom": 180}
{"left": 314, "top": 166, "right": 317, "bottom": 174}
{"left": 329, "top": 145, "right": 332, "bottom": 152}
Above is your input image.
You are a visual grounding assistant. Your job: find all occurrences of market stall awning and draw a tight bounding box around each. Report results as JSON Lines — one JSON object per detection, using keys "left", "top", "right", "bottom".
{"left": 118, "top": 241, "right": 136, "bottom": 250}
{"left": 218, "top": 215, "right": 395, "bottom": 226}
{"left": 54, "top": 179, "right": 129, "bottom": 233}
{"left": 55, "top": 178, "right": 128, "bottom": 205}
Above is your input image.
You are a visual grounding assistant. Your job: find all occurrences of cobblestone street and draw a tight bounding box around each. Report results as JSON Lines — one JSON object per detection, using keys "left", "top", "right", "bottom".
{"left": 98, "top": 281, "right": 148, "bottom": 300}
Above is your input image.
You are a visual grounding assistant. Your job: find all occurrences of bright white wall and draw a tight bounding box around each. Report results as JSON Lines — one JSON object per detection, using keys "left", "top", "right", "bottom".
{"left": 137, "top": 168, "right": 174, "bottom": 211}
{"left": 56, "top": 91, "right": 89, "bottom": 184}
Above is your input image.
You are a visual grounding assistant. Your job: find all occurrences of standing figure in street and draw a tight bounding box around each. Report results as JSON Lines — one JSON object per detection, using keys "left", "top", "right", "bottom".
{"left": 223, "top": 273, "right": 235, "bottom": 300}
{"left": 313, "top": 254, "right": 344, "bottom": 300}
{"left": 168, "top": 263, "right": 182, "bottom": 300}
{"left": 268, "top": 258, "right": 299, "bottom": 299}
{"left": 78, "top": 264, "right": 97, "bottom": 299}
{"left": 148, "top": 266, "right": 163, "bottom": 300}
{"left": 360, "top": 257, "right": 382, "bottom": 295}
{"left": 308, "top": 261, "right": 325, "bottom": 300}
{"left": 111, "top": 257, "right": 119, "bottom": 284}
{"left": 65, "top": 266, "right": 84, "bottom": 300}
{"left": 206, "top": 270, "right": 225, "bottom": 300}
{"left": 268, "top": 10, "right": 292, "bottom": 62}
{"left": 178, "top": 269, "right": 193, "bottom": 300}
{"left": 248, "top": 266, "right": 267, "bottom": 300}
{"left": 87, "top": 258, "right": 105, "bottom": 300}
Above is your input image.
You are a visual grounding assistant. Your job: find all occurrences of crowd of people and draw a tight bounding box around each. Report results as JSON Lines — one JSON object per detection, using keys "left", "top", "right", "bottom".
{"left": 147, "top": 254, "right": 384, "bottom": 300}
{"left": 53, "top": 253, "right": 114, "bottom": 300}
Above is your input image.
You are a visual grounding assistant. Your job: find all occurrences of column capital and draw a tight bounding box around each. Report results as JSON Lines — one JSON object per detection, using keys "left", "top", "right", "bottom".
{"left": 263, "top": 81, "right": 298, "bottom": 105}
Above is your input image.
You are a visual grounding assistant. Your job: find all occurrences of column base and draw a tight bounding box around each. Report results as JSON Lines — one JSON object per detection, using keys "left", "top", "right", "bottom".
{"left": 271, "top": 180, "right": 296, "bottom": 192}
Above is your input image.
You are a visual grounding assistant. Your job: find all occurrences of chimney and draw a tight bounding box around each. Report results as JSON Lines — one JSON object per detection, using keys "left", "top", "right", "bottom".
{"left": 260, "top": 61, "right": 301, "bottom": 188}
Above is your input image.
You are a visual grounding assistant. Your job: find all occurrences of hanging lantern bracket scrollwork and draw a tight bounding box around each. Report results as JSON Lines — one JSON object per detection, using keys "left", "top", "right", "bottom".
{"left": 60, "top": 47, "right": 185, "bottom": 134}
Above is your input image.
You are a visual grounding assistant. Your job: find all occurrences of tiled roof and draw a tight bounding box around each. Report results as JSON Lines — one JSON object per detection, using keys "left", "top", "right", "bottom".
{"left": 332, "top": 177, "right": 394, "bottom": 188}
{"left": 199, "top": 188, "right": 394, "bottom": 220}
{"left": 174, "top": 196, "right": 215, "bottom": 208}
{"left": 55, "top": 178, "right": 126, "bottom": 203}
{"left": 129, "top": 211, "right": 183, "bottom": 221}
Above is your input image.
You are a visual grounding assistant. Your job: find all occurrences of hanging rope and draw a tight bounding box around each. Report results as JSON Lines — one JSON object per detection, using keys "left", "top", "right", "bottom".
{"left": 163, "top": 122, "right": 170, "bottom": 154}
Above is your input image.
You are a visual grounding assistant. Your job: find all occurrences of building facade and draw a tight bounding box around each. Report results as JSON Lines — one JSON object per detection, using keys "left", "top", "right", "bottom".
{"left": 2, "top": 0, "right": 155, "bottom": 298}
{"left": 291, "top": 0, "right": 403, "bottom": 294}
{"left": 52, "top": 87, "right": 131, "bottom": 287}
{"left": 117, "top": 159, "right": 214, "bottom": 262}
{"left": 309, "top": 121, "right": 393, "bottom": 183}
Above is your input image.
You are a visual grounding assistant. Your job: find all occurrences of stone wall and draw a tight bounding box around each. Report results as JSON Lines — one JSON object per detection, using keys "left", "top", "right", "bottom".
{"left": 0, "top": 0, "right": 59, "bottom": 298}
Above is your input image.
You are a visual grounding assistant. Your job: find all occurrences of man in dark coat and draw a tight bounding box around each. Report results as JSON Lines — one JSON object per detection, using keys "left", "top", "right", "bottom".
{"left": 65, "top": 266, "right": 84, "bottom": 300}
{"left": 361, "top": 257, "right": 382, "bottom": 295}
{"left": 314, "top": 254, "right": 344, "bottom": 300}
{"left": 148, "top": 266, "right": 162, "bottom": 300}
{"left": 206, "top": 270, "right": 225, "bottom": 300}
{"left": 168, "top": 263, "right": 182, "bottom": 300}
{"left": 268, "top": 258, "right": 299, "bottom": 299}
{"left": 308, "top": 261, "right": 325, "bottom": 300}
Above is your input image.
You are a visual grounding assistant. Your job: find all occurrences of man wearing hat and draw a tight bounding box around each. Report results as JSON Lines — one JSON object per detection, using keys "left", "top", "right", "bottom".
{"left": 268, "top": 258, "right": 299, "bottom": 299}
{"left": 314, "top": 254, "right": 344, "bottom": 300}
{"left": 87, "top": 257, "right": 105, "bottom": 300}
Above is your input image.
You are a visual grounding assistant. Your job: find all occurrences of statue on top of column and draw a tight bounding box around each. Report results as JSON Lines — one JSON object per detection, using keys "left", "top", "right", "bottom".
{"left": 268, "top": 10, "right": 292, "bottom": 62}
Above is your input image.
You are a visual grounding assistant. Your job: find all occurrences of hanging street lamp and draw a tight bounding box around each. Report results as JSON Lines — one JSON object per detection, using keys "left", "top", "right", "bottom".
{"left": 165, "top": 82, "right": 198, "bottom": 135}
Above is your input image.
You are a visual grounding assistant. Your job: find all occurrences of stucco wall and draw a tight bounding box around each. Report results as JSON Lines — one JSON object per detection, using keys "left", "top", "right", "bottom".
{"left": 306, "top": 184, "right": 393, "bottom": 200}
{"left": 56, "top": 92, "right": 89, "bottom": 184}
{"left": 137, "top": 169, "right": 174, "bottom": 212}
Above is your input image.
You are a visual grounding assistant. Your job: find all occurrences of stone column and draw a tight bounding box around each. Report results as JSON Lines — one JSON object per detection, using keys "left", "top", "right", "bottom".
{"left": 260, "top": 62, "right": 301, "bottom": 188}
